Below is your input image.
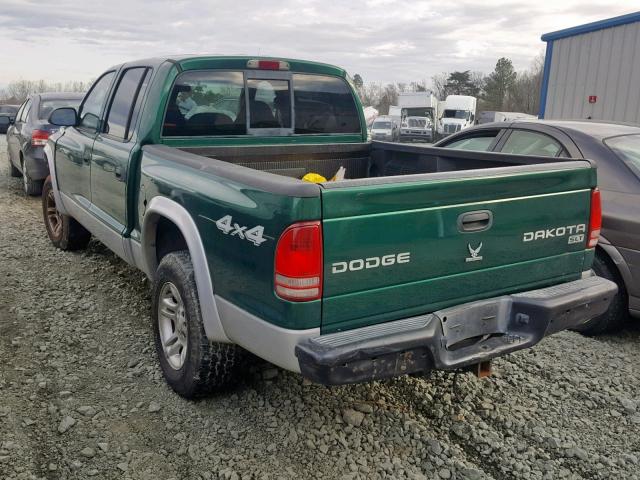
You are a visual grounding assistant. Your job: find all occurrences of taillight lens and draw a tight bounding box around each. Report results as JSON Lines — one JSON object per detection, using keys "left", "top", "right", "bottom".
{"left": 274, "top": 221, "right": 323, "bottom": 301}
{"left": 32, "top": 129, "right": 50, "bottom": 146}
{"left": 588, "top": 188, "right": 602, "bottom": 248}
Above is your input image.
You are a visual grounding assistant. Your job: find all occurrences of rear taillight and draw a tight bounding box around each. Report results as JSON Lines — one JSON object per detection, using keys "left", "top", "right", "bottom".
{"left": 32, "top": 129, "right": 50, "bottom": 146}
{"left": 274, "top": 221, "right": 323, "bottom": 301}
{"left": 588, "top": 188, "right": 602, "bottom": 248}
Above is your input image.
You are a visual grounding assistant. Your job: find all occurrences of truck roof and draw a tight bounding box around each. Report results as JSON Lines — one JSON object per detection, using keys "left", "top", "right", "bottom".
{"left": 111, "top": 55, "right": 347, "bottom": 78}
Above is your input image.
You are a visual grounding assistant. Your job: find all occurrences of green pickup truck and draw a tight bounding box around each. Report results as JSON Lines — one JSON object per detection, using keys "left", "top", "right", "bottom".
{"left": 42, "top": 55, "right": 616, "bottom": 398}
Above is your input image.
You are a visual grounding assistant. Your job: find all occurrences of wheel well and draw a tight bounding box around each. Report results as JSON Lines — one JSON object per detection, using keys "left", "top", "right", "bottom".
{"left": 595, "top": 245, "right": 628, "bottom": 296}
{"left": 155, "top": 217, "right": 188, "bottom": 264}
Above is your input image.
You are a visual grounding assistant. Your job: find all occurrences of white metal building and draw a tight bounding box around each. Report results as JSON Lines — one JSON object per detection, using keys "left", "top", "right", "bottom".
{"left": 540, "top": 11, "right": 640, "bottom": 124}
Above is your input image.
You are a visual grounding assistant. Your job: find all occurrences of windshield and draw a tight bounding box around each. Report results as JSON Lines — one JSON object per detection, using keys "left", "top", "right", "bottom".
{"left": 372, "top": 121, "right": 391, "bottom": 129}
{"left": 605, "top": 134, "right": 640, "bottom": 178}
{"left": 39, "top": 99, "right": 81, "bottom": 120}
{"left": 443, "top": 109, "right": 469, "bottom": 120}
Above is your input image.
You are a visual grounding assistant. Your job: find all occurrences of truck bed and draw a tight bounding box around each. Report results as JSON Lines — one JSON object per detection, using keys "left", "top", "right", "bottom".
{"left": 175, "top": 141, "right": 568, "bottom": 182}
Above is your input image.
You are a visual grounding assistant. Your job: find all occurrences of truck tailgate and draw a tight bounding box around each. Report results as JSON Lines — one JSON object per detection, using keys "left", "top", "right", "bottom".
{"left": 320, "top": 162, "right": 596, "bottom": 333}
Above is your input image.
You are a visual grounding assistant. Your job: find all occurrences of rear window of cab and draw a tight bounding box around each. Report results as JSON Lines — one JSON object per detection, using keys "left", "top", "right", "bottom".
{"left": 162, "top": 71, "right": 361, "bottom": 137}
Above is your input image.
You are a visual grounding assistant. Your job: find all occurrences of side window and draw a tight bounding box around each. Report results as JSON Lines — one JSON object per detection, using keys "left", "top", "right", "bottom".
{"left": 247, "top": 79, "right": 291, "bottom": 129}
{"left": 20, "top": 99, "right": 32, "bottom": 122}
{"left": 78, "top": 71, "right": 116, "bottom": 132}
{"left": 293, "top": 74, "right": 360, "bottom": 134}
{"left": 163, "top": 71, "right": 245, "bottom": 137}
{"left": 443, "top": 131, "right": 500, "bottom": 152}
{"left": 104, "top": 68, "right": 148, "bottom": 140}
{"left": 501, "top": 130, "right": 565, "bottom": 157}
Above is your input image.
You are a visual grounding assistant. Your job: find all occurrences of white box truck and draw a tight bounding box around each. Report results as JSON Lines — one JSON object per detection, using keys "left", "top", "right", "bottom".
{"left": 437, "top": 95, "right": 477, "bottom": 138}
{"left": 397, "top": 92, "right": 438, "bottom": 142}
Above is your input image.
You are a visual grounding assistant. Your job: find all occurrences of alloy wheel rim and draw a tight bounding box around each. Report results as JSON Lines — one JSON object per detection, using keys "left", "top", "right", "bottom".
{"left": 158, "top": 282, "right": 188, "bottom": 370}
{"left": 46, "top": 190, "right": 63, "bottom": 238}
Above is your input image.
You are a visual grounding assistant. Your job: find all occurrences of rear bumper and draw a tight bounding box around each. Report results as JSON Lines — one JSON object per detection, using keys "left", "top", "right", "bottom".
{"left": 295, "top": 275, "right": 617, "bottom": 385}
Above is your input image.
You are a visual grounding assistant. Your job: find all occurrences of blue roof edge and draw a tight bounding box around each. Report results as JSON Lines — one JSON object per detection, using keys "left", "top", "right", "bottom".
{"left": 541, "top": 11, "right": 640, "bottom": 42}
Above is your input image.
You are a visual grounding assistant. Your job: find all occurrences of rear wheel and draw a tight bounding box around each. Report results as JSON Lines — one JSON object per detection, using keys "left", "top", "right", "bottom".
{"left": 23, "top": 162, "right": 43, "bottom": 196}
{"left": 152, "top": 251, "right": 240, "bottom": 398}
{"left": 575, "top": 251, "right": 628, "bottom": 335}
{"left": 42, "top": 176, "right": 91, "bottom": 250}
{"left": 9, "top": 157, "right": 21, "bottom": 177}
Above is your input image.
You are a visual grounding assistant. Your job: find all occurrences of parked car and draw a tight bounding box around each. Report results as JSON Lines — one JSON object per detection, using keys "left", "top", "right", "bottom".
{"left": 435, "top": 119, "right": 640, "bottom": 334}
{"left": 5, "top": 93, "right": 83, "bottom": 195}
{"left": 41, "top": 55, "right": 614, "bottom": 398}
{"left": 370, "top": 115, "right": 398, "bottom": 141}
{"left": 0, "top": 105, "right": 19, "bottom": 133}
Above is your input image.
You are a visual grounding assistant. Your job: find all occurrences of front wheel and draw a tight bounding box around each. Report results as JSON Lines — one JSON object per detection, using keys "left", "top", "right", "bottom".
{"left": 152, "top": 251, "right": 240, "bottom": 398}
{"left": 42, "top": 176, "right": 91, "bottom": 250}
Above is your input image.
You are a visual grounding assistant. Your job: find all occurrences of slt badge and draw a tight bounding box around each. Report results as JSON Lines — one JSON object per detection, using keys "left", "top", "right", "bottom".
{"left": 466, "top": 242, "right": 483, "bottom": 262}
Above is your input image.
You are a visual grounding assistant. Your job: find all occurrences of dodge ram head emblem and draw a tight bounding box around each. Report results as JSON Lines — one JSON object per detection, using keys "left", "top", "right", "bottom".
{"left": 466, "top": 242, "right": 483, "bottom": 262}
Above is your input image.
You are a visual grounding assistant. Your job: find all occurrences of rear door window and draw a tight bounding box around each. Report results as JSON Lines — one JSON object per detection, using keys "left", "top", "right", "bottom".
{"left": 441, "top": 130, "right": 501, "bottom": 152}
{"left": 293, "top": 74, "right": 360, "bottom": 134}
{"left": 104, "top": 67, "right": 148, "bottom": 140}
{"left": 500, "top": 130, "right": 566, "bottom": 157}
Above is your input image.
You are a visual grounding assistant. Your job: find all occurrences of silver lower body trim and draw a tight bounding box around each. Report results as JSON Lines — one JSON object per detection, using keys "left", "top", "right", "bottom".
{"left": 216, "top": 295, "right": 318, "bottom": 373}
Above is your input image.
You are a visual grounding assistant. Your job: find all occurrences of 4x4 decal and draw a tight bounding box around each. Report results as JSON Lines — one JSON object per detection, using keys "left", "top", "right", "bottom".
{"left": 215, "top": 215, "right": 267, "bottom": 246}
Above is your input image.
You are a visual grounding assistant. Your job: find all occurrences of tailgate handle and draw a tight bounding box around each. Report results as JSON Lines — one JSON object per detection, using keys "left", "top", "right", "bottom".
{"left": 458, "top": 210, "right": 493, "bottom": 232}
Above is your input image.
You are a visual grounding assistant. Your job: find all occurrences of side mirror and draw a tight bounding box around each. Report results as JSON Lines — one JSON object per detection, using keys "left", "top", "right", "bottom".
{"left": 0, "top": 115, "right": 12, "bottom": 127}
{"left": 49, "top": 107, "right": 78, "bottom": 127}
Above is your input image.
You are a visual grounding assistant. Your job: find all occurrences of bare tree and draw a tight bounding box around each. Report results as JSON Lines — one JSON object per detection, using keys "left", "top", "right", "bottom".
{"left": 505, "top": 53, "right": 545, "bottom": 114}
{"left": 430, "top": 73, "right": 448, "bottom": 100}
{"left": 1, "top": 79, "right": 91, "bottom": 103}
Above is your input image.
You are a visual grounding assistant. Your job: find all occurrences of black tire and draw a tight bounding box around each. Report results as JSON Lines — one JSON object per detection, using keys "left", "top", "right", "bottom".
{"left": 42, "top": 177, "right": 91, "bottom": 251}
{"left": 9, "top": 157, "right": 21, "bottom": 178}
{"left": 23, "top": 165, "right": 43, "bottom": 196}
{"left": 575, "top": 251, "right": 628, "bottom": 335}
{"left": 152, "top": 251, "right": 240, "bottom": 398}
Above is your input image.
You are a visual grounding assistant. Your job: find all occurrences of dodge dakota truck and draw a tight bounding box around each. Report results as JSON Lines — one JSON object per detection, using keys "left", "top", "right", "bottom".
{"left": 41, "top": 55, "right": 616, "bottom": 398}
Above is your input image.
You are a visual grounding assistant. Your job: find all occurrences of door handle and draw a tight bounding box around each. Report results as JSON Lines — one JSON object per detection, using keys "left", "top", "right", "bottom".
{"left": 458, "top": 210, "right": 493, "bottom": 232}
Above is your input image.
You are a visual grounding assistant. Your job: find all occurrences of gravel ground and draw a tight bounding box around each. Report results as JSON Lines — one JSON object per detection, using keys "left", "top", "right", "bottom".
{"left": 1, "top": 135, "right": 640, "bottom": 480}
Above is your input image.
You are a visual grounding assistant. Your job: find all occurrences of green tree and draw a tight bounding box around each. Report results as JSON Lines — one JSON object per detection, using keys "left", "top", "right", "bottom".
{"left": 352, "top": 74, "right": 363, "bottom": 90}
{"left": 445, "top": 71, "right": 478, "bottom": 96}
{"left": 484, "top": 57, "right": 517, "bottom": 110}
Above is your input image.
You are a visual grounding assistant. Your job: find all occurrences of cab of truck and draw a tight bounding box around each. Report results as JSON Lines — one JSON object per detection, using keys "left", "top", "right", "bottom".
{"left": 438, "top": 95, "right": 477, "bottom": 137}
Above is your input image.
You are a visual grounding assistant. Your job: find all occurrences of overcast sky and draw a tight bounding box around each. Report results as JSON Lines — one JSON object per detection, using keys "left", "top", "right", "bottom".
{"left": 0, "top": 0, "right": 637, "bottom": 87}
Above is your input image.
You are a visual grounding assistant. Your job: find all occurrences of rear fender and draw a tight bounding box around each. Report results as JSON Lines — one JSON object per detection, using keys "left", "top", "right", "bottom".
{"left": 141, "top": 196, "right": 230, "bottom": 343}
